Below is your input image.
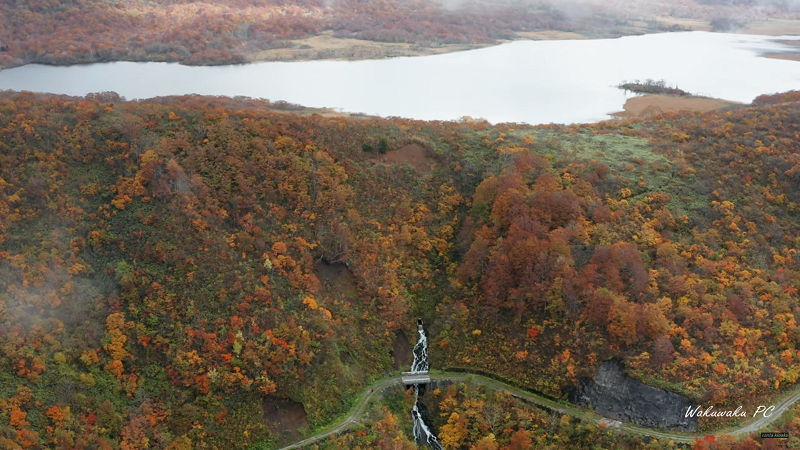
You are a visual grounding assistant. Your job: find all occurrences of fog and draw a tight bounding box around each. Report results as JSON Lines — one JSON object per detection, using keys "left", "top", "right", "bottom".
{"left": 437, "top": 0, "right": 800, "bottom": 18}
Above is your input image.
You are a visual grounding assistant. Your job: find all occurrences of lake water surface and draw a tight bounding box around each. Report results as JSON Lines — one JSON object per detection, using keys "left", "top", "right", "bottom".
{"left": 1, "top": 31, "right": 799, "bottom": 125}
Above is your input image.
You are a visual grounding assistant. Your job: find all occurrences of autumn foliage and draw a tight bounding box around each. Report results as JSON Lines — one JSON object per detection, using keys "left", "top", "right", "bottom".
{"left": 0, "top": 0, "right": 583, "bottom": 68}
{"left": 1, "top": 0, "right": 798, "bottom": 69}
{"left": 2, "top": 90, "right": 800, "bottom": 448}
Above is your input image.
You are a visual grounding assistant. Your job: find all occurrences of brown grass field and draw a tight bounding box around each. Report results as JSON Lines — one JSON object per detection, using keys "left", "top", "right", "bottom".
{"left": 612, "top": 94, "right": 739, "bottom": 118}
{"left": 244, "top": 19, "right": 800, "bottom": 64}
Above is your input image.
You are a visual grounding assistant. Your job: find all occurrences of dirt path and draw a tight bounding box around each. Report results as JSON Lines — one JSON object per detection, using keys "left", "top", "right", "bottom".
{"left": 730, "top": 386, "right": 800, "bottom": 436}
{"left": 276, "top": 376, "right": 402, "bottom": 450}
{"left": 275, "top": 371, "right": 800, "bottom": 449}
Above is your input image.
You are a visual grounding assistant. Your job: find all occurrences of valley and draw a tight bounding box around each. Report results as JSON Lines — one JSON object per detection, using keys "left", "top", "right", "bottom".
{"left": 2, "top": 1, "right": 800, "bottom": 449}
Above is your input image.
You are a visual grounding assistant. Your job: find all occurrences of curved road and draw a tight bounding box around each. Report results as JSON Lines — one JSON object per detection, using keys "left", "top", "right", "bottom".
{"left": 276, "top": 372, "right": 798, "bottom": 449}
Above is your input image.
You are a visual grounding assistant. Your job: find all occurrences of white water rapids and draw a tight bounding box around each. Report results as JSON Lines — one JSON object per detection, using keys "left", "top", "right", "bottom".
{"left": 411, "top": 320, "right": 430, "bottom": 374}
{"left": 410, "top": 320, "right": 443, "bottom": 450}
{"left": 412, "top": 398, "right": 443, "bottom": 450}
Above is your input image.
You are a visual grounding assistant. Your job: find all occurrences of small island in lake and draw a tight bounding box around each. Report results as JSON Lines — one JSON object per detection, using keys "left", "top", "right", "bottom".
{"left": 613, "top": 78, "right": 739, "bottom": 118}
{"left": 618, "top": 79, "right": 690, "bottom": 96}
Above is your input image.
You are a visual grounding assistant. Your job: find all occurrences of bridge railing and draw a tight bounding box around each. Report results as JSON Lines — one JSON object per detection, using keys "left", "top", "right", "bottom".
{"left": 401, "top": 371, "right": 431, "bottom": 385}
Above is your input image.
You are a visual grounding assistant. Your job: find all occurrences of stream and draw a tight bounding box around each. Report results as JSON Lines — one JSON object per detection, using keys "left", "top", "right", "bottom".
{"left": 410, "top": 319, "right": 443, "bottom": 450}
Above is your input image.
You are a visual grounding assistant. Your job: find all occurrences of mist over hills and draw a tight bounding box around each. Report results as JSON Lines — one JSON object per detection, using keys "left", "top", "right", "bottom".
{"left": 0, "top": 0, "right": 798, "bottom": 68}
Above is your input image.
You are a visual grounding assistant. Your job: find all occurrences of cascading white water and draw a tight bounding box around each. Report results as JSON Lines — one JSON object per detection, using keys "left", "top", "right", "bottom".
{"left": 410, "top": 320, "right": 443, "bottom": 450}
{"left": 411, "top": 320, "right": 429, "bottom": 373}
{"left": 412, "top": 391, "right": 443, "bottom": 450}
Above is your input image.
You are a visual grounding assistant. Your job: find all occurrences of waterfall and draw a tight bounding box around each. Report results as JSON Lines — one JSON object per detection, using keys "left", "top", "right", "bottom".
{"left": 410, "top": 319, "right": 443, "bottom": 450}
{"left": 411, "top": 319, "right": 429, "bottom": 373}
{"left": 412, "top": 387, "right": 443, "bottom": 450}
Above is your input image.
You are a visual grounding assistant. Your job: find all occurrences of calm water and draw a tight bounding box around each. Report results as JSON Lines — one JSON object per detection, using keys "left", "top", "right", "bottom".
{"left": 1, "top": 32, "right": 799, "bottom": 125}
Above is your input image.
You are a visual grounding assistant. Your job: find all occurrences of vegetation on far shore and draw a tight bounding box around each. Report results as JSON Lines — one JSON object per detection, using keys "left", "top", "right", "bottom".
{"left": 1, "top": 0, "right": 799, "bottom": 69}
{"left": 619, "top": 79, "right": 691, "bottom": 97}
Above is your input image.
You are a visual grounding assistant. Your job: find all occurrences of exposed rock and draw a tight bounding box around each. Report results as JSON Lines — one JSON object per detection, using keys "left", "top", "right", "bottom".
{"left": 568, "top": 359, "right": 697, "bottom": 432}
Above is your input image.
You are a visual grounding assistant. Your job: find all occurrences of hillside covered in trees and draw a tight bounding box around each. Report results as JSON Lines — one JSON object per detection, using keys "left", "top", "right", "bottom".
{"left": 2, "top": 90, "right": 800, "bottom": 448}
{"left": 0, "top": 0, "right": 798, "bottom": 68}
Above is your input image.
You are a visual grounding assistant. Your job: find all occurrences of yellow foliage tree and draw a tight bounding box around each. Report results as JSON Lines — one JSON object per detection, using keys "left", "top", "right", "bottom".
{"left": 439, "top": 412, "right": 468, "bottom": 450}
{"left": 104, "top": 313, "right": 129, "bottom": 361}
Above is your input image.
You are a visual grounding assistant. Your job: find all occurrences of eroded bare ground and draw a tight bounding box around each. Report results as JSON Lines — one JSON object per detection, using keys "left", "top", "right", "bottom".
{"left": 263, "top": 398, "right": 308, "bottom": 445}
{"left": 391, "top": 329, "right": 413, "bottom": 370}
{"left": 314, "top": 259, "right": 358, "bottom": 305}
{"left": 375, "top": 144, "right": 435, "bottom": 175}
{"left": 612, "top": 94, "right": 739, "bottom": 119}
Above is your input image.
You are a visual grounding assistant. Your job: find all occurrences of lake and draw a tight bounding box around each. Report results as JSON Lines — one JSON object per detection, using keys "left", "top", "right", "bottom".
{"left": 1, "top": 31, "right": 799, "bottom": 125}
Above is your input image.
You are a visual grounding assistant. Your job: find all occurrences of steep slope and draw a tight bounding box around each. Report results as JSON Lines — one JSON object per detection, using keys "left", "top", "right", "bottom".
{"left": 1, "top": 92, "right": 800, "bottom": 448}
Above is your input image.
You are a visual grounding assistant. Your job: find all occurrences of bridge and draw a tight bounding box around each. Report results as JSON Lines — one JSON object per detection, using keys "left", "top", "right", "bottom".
{"left": 402, "top": 319, "right": 432, "bottom": 385}
{"left": 402, "top": 371, "right": 431, "bottom": 385}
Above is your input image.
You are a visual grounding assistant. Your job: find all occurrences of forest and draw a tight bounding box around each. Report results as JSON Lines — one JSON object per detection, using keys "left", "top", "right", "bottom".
{"left": 309, "top": 379, "right": 800, "bottom": 449}
{"left": 2, "top": 89, "right": 800, "bottom": 448}
{"left": 0, "top": 0, "right": 798, "bottom": 68}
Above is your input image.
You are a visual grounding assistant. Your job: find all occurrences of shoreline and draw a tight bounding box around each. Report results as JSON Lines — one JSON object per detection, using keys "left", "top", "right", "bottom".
{"left": 763, "top": 38, "right": 800, "bottom": 62}
{"left": 764, "top": 53, "right": 800, "bottom": 62}
{"left": 210, "top": 19, "right": 800, "bottom": 65}
{"left": 611, "top": 94, "right": 740, "bottom": 119}
{"left": 2, "top": 18, "right": 800, "bottom": 71}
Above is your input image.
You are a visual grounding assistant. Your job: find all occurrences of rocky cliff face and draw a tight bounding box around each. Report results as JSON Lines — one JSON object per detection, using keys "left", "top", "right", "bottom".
{"left": 568, "top": 360, "right": 698, "bottom": 432}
